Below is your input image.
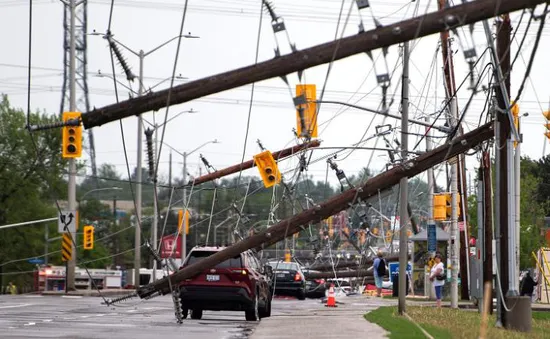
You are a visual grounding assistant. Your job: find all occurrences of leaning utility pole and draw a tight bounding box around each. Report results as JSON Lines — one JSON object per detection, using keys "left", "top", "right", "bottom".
{"left": 450, "top": 98, "right": 459, "bottom": 309}
{"left": 81, "top": 0, "right": 546, "bottom": 129}
{"left": 398, "top": 41, "right": 409, "bottom": 316}
{"left": 66, "top": 0, "right": 77, "bottom": 291}
{"left": 134, "top": 122, "right": 495, "bottom": 298}
{"left": 60, "top": 0, "right": 97, "bottom": 185}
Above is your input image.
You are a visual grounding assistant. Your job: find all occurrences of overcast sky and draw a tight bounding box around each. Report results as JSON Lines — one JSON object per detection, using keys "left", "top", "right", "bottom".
{"left": 1, "top": 0, "right": 549, "bottom": 197}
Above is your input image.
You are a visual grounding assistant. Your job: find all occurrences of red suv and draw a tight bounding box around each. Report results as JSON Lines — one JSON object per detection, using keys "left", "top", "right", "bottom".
{"left": 178, "top": 246, "right": 273, "bottom": 321}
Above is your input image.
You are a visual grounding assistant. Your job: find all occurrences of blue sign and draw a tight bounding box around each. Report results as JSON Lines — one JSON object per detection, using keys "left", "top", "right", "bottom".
{"left": 28, "top": 258, "right": 44, "bottom": 265}
{"left": 388, "top": 262, "right": 412, "bottom": 277}
{"left": 427, "top": 223, "right": 437, "bottom": 252}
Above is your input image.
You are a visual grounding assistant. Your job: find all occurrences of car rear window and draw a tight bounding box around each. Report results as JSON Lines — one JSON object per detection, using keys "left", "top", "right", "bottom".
{"left": 268, "top": 262, "right": 298, "bottom": 271}
{"left": 186, "top": 251, "right": 242, "bottom": 268}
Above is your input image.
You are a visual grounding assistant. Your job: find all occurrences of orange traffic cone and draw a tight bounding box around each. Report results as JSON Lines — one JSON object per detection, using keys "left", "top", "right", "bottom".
{"left": 325, "top": 283, "right": 337, "bottom": 307}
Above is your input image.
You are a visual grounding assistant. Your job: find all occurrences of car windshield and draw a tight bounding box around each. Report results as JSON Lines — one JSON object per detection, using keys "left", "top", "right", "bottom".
{"left": 268, "top": 262, "right": 299, "bottom": 271}
{"left": 186, "top": 251, "right": 242, "bottom": 268}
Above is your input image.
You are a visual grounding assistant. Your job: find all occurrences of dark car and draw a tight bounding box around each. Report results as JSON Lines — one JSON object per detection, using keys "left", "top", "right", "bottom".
{"left": 178, "top": 246, "right": 272, "bottom": 321}
{"left": 267, "top": 261, "right": 306, "bottom": 300}
{"left": 301, "top": 268, "right": 327, "bottom": 298}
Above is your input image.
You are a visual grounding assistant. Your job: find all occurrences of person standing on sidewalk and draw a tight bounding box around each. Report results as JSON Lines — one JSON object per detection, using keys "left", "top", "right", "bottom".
{"left": 429, "top": 253, "right": 445, "bottom": 307}
{"left": 373, "top": 251, "right": 386, "bottom": 297}
{"left": 8, "top": 281, "right": 17, "bottom": 295}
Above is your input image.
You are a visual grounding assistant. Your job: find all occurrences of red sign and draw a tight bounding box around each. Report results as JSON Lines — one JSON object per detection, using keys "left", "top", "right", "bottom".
{"left": 160, "top": 235, "right": 181, "bottom": 258}
{"left": 458, "top": 221, "right": 465, "bottom": 232}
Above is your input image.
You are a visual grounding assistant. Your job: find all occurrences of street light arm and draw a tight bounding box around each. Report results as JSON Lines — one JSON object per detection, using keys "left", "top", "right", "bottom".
{"left": 95, "top": 73, "right": 138, "bottom": 95}
{"left": 79, "top": 187, "right": 122, "bottom": 202}
{"left": 188, "top": 140, "right": 218, "bottom": 157}
{"left": 144, "top": 35, "right": 191, "bottom": 57}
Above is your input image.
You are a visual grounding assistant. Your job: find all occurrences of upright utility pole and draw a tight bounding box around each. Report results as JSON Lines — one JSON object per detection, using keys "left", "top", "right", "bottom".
{"left": 495, "top": 15, "right": 513, "bottom": 326}
{"left": 398, "top": 41, "right": 409, "bottom": 316}
{"left": 450, "top": 98, "right": 459, "bottom": 309}
{"left": 152, "top": 125, "right": 159, "bottom": 282}
{"left": 482, "top": 151, "right": 493, "bottom": 314}
{"left": 182, "top": 152, "right": 188, "bottom": 262}
{"left": 66, "top": 0, "right": 77, "bottom": 291}
{"left": 134, "top": 50, "right": 144, "bottom": 289}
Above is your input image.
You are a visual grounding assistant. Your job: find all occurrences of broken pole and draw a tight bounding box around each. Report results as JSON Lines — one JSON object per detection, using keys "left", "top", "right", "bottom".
{"left": 81, "top": 0, "right": 546, "bottom": 129}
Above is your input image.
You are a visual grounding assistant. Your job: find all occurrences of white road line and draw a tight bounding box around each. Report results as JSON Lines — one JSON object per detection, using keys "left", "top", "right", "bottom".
{"left": 61, "top": 296, "right": 83, "bottom": 299}
{"left": 23, "top": 322, "right": 36, "bottom": 326}
{"left": 0, "top": 303, "right": 32, "bottom": 309}
{"left": 42, "top": 319, "right": 53, "bottom": 323}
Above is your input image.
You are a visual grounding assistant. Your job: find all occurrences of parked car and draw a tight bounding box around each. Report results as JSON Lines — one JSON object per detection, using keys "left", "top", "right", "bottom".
{"left": 301, "top": 268, "right": 327, "bottom": 299}
{"left": 178, "top": 246, "right": 272, "bottom": 321}
{"left": 267, "top": 261, "right": 306, "bottom": 300}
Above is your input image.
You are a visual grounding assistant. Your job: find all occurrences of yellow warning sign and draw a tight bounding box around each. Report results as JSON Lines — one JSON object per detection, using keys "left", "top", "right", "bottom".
{"left": 61, "top": 233, "right": 73, "bottom": 262}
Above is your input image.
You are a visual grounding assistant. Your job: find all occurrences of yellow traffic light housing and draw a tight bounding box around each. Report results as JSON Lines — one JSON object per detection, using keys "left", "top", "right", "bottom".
{"left": 178, "top": 209, "right": 190, "bottom": 235}
{"left": 545, "top": 123, "right": 550, "bottom": 140}
{"left": 253, "top": 150, "right": 281, "bottom": 188}
{"left": 543, "top": 110, "right": 550, "bottom": 120}
{"left": 83, "top": 225, "right": 94, "bottom": 250}
{"left": 62, "top": 112, "right": 82, "bottom": 158}
{"left": 295, "top": 84, "right": 318, "bottom": 138}
{"left": 433, "top": 194, "right": 447, "bottom": 221}
{"left": 445, "top": 193, "right": 461, "bottom": 219}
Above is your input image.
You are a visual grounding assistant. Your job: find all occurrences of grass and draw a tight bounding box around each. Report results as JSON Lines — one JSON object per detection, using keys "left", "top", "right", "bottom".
{"left": 365, "top": 306, "right": 550, "bottom": 339}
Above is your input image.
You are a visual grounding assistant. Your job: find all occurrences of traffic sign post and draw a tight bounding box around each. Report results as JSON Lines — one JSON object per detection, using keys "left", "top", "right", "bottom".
{"left": 427, "top": 223, "right": 437, "bottom": 253}
{"left": 58, "top": 210, "right": 77, "bottom": 233}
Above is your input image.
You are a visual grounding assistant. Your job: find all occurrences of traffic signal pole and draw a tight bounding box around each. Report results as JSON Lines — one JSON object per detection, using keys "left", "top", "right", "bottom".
{"left": 66, "top": 0, "right": 77, "bottom": 292}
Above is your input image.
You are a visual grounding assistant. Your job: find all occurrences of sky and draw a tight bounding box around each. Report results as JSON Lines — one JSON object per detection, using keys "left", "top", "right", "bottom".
{"left": 1, "top": 0, "right": 549, "bottom": 198}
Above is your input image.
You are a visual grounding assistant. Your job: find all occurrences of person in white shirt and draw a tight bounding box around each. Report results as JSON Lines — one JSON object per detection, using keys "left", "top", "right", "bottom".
{"left": 429, "top": 253, "right": 445, "bottom": 308}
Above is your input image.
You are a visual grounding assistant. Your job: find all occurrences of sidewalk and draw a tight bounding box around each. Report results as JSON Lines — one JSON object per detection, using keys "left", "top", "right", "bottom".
{"left": 250, "top": 297, "right": 389, "bottom": 339}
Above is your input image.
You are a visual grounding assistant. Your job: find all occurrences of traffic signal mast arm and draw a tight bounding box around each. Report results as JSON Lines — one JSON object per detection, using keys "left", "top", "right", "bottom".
{"left": 179, "top": 140, "right": 321, "bottom": 187}
{"left": 81, "top": 0, "right": 546, "bottom": 129}
{"left": 136, "top": 122, "right": 494, "bottom": 298}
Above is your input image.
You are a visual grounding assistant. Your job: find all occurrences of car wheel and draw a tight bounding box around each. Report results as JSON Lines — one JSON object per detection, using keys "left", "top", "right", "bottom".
{"left": 190, "top": 309, "right": 202, "bottom": 320}
{"left": 259, "top": 294, "right": 271, "bottom": 319}
{"left": 297, "top": 288, "right": 306, "bottom": 300}
{"left": 245, "top": 294, "right": 260, "bottom": 321}
{"left": 182, "top": 309, "right": 189, "bottom": 319}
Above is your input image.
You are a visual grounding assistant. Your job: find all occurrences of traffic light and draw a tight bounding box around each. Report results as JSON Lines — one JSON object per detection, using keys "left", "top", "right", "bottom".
{"left": 327, "top": 216, "right": 334, "bottom": 237}
{"left": 62, "top": 112, "right": 82, "bottom": 158}
{"left": 178, "top": 209, "right": 190, "bottom": 235}
{"left": 511, "top": 102, "right": 519, "bottom": 148}
{"left": 83, "top": 225, "right": 94, "bottom": 250}
{"left": 445, "top": 193, "right": 461, "bottom": 219}
{"left": 295, "top": 84, "right": 317, "bottom": 138}
{"left": 433, "top": 194, "right": 447, "bottom": 221}
{"left": 253, "top": 150, "right": 281, "bottom": 188}
{"left": 543, "top": 110, "right": 550, "bottom": 140}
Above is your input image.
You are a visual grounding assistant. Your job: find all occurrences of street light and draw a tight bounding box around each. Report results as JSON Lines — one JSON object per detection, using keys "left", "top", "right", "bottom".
{"left": 91, "top": 32, "right": 200, "bottom": 287}
{"left": 163, "top": 139, "right": 220, "bottom": 262}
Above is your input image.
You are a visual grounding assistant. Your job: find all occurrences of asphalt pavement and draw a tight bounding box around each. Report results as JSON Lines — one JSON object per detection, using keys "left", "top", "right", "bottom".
{"left": 0, "top": 293, "right": 390, "bottom": 339}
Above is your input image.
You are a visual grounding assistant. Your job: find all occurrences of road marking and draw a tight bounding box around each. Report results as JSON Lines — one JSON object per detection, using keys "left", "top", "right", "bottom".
{"left": 24, "top": 322, "right": 36, "bottom": 326}
{"left": 61, "top": 296, "right": 83, "bottom": 299}
{"left": 24, "top": 295, "right": 43, "bottom": 298}
{"left": 126, "top": 309, "right": 138, "bottom": 313}
{"left": 42, "top": 319, "right": 53, "bottom": 323}
{"left": 95, "top": 314, "right": 106, "bottom": 317}
{"left": 0, "top": 303, "right": 32, "bottom": 309}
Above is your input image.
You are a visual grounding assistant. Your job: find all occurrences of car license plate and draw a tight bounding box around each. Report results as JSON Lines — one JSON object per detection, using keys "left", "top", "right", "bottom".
{"left": 276, "top": 273, "right": 286, "bottom": 278}
{"left": 206, "top": 274, "right": 220, "bottom": 282}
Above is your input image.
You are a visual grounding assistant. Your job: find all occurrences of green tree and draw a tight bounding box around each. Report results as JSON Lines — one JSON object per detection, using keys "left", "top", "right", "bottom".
{"left": 0, "top": 95, "right": 67, "bottom": 286}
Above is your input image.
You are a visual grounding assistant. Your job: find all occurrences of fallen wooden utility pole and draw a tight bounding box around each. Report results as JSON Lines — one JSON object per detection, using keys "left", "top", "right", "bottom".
{"left": 81, "top": 0, "right": 545, "bottom": 129}
{"left": 136, "top": 122, "right": 495, "bottom": 298}
{"left": 310, "top": 254, "right": 401, "bottom": 272}
{"left": 182, "top": 140, "right": 320, "bottom": 187}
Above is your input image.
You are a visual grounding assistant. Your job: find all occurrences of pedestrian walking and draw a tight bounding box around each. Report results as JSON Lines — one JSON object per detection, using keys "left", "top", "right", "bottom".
{"left": 429, "top": 253, "right": 445, "bottom": 307}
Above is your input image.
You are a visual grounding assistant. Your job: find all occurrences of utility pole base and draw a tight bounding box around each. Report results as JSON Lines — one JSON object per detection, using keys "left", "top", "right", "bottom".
{"left": 504, "top": 296, "right": 532, "bottom": 332}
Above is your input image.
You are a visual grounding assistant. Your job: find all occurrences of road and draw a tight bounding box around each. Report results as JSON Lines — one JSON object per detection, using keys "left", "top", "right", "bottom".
{"left": 0, "top": 293, "right": 389, "bottom": 338}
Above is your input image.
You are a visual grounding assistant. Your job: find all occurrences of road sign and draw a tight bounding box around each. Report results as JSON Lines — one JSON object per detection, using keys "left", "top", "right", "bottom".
{"left": 58, "top": 210, "right": 77, "bottom": 233}
{"left": 388, "top": 262, "right": 412, "bottom": 277}
{"left": 28, "top": 258, "right": 45, "bottom": 265}
{"left": 427, "top": 223, "right": 437, "bottom": 252}
{"left": 61, "top": 233, "right": 73, "bottom": 262}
